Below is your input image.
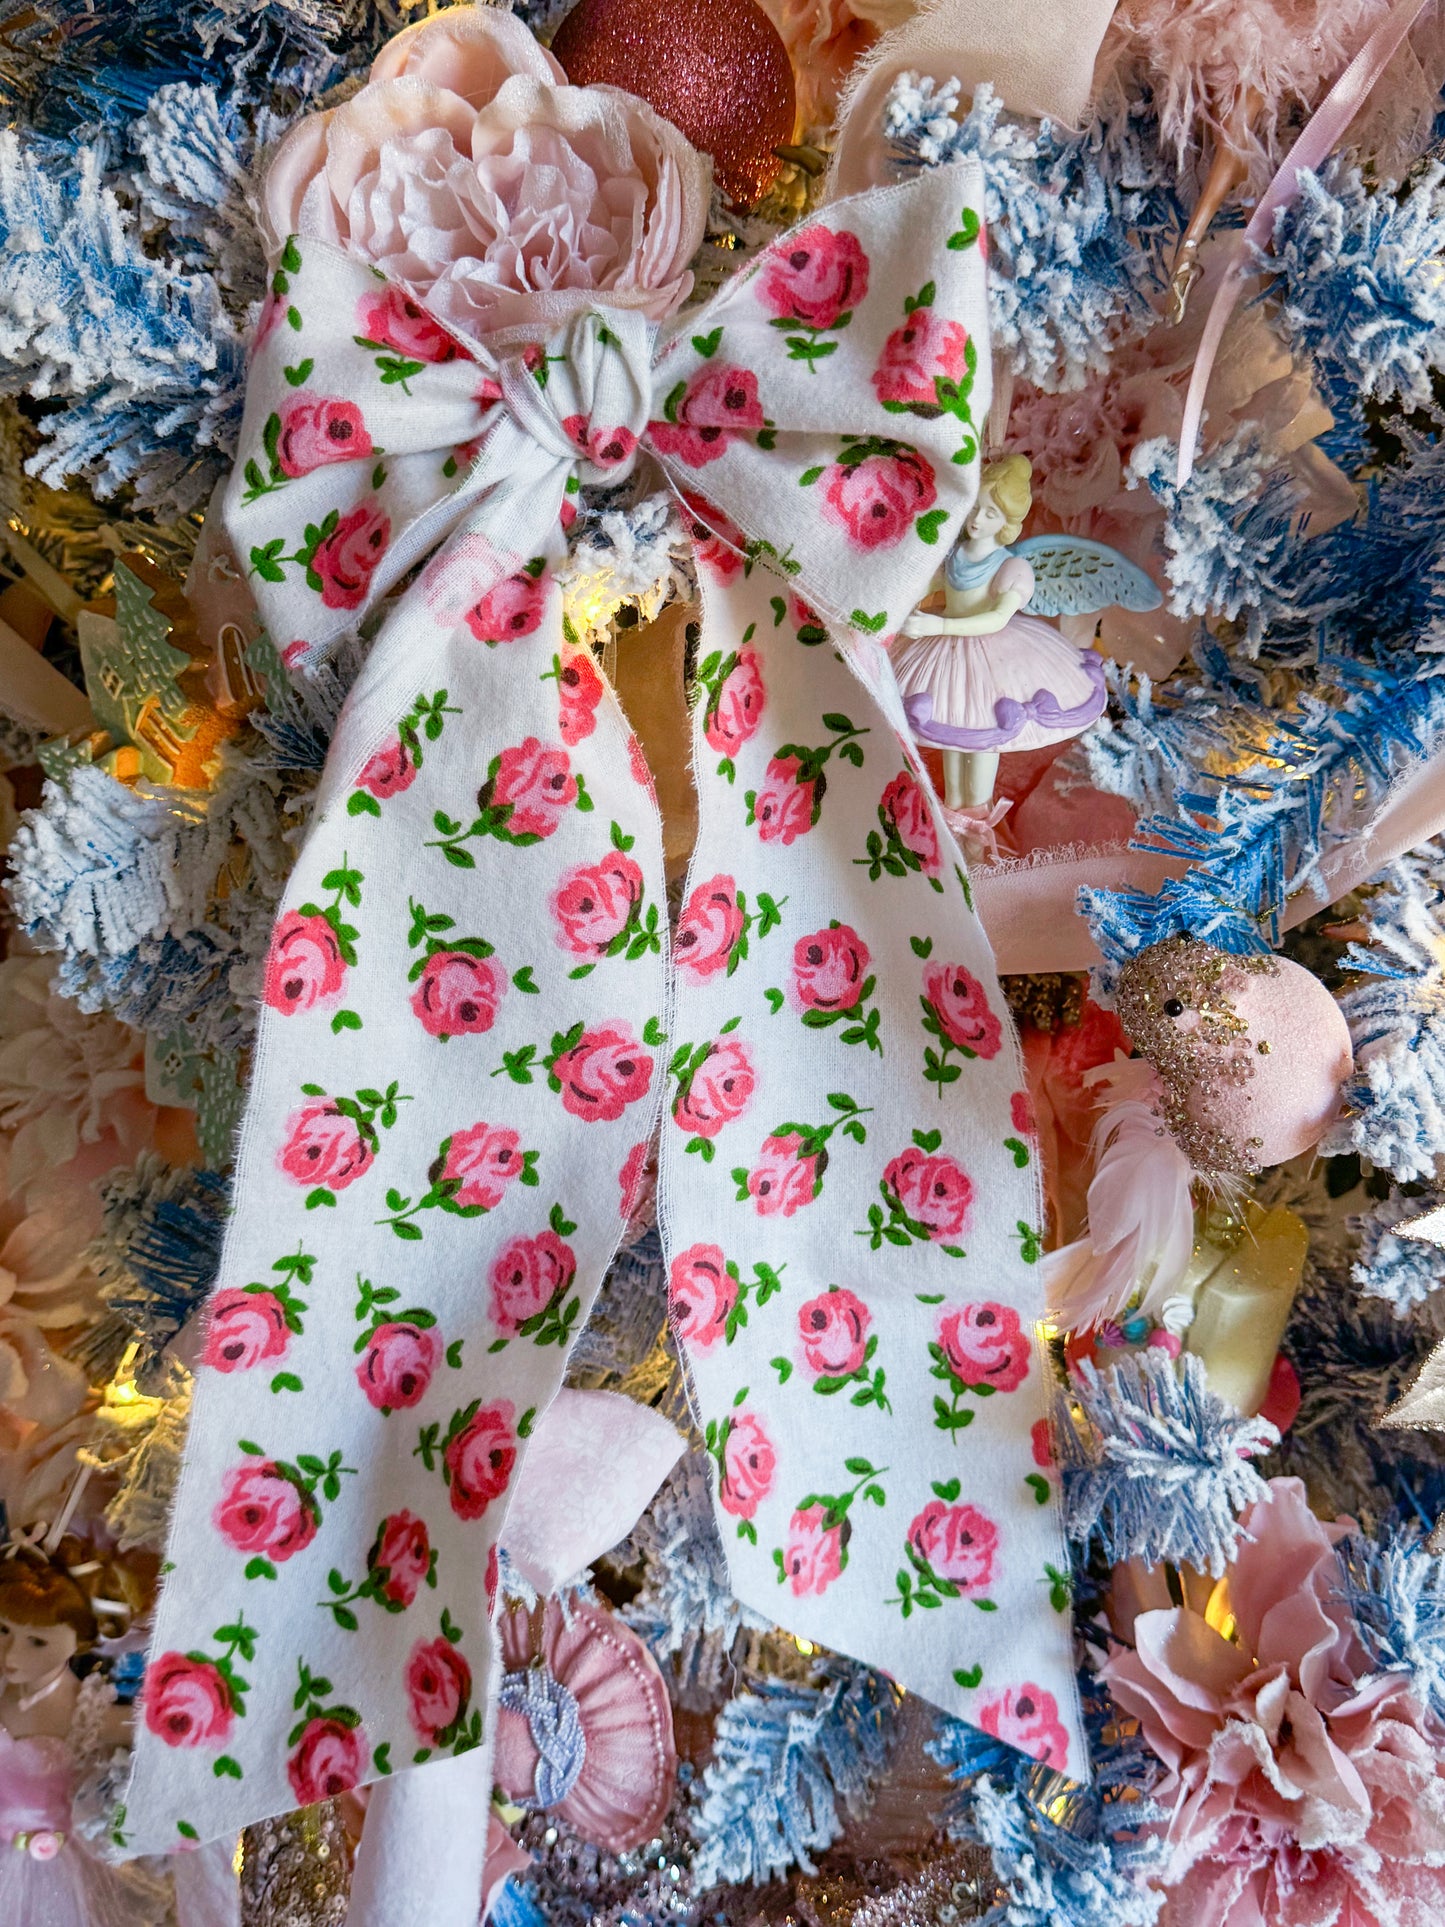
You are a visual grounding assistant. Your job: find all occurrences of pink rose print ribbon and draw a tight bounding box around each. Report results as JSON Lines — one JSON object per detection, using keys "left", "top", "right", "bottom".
{"left": 125, "top": 156, "right": 1085, "bottom": 1851}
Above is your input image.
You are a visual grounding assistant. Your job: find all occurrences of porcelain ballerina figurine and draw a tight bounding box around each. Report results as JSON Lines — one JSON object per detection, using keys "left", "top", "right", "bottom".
{"left": 890, "top": 454, "right": 1161, "bottom": 839}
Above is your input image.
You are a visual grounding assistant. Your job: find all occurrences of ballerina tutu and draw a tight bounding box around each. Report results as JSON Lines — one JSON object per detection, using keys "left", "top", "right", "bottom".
{"left": 0, "top": 1729, "right": 140, "bottom": 1927}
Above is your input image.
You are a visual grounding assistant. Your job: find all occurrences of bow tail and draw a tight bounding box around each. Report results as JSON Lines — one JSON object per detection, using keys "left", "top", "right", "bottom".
{"left": 660, "top": 566, "right": 1088, "bottom": 1781}
{"left": 124, "top": 573, "right": 668, "bottom": 1849}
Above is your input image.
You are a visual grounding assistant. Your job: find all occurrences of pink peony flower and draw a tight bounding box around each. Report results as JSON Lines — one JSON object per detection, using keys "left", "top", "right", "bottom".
{"left": 356, "top": 1320, "right": 441, "bottom": 1411}
{"left": 668, "top": 1243, "right": 736, "bottom": 1351}
{"left": 650, "top": 364, "right": 765, "bottom": 467}
{"left": 263, "top": 910, "right": 346, "bottom": 1017}
{"left": 202, "top": 1288, "right": 291, "bottom": 1373}
{"left": 792, "top": 923, "right": 870, "bottom": 1012}
{"left": 261, "top": 9, "right": 707, "bottom": 336}
{"left": 752, "top": 754, "right": 818, "bottom": 844}
{"left": 680, "top": 492, "right": 746, "bottom": 582}
{"left": 489, "top": 737, "right": 577, "bottom": 839}
{"left": 143, "top": 1653, "right": 234, "bottom": 1749}
{"left": 466, "top": 568, "right": 549, "bottom": 644}
{"left": 720, "top": 1411, "right": 775, "bottom": 1519}
{"left": 553, "top": 1023, "right": 653, "bottom": 1123}
{"left": 674, "top": 875, "right": 744, "bottom": 982}
{"left": 406, "top": 1635, "right": 472, "bottom": 1743}
{"left": 674, "top": 1039, "right": 755, "bottom": 1139}
{"left": 757, "top": 224, "right": 870, "bottom": 328}
{"left": 287, "top": 1716, "right": 368, "bottom": 1805}
{"left": 311, "top": 503, "right": 390, "bottom": 611}
{"left": 884, "top": 1145, "right": 973, "bottom": 1242}
{"left": 443, "top": 1399, "right": 517, "bottom": 1520}
{"left": 557, "top": 648, "right": 604, "bottom": 743}
{"left": 871, "top": 309, "right": 970, "bottom": 408}
{"left": 907, "top": 1500, "right": 998, "bottom": 1592}
{"left": 978, "top": 1685, "right": 1069, "bottom": 1768}
{"left": 747, "top": 1131, "right": 820, "bottom": 1216}
{"left": 755, "top": 0, "right": 877, "bottom": 128}
{"left": 411, "top": 950, "right": 505, "bottom": 1038}
{"left": 278, "top": 1102, "right": 373, "bottom": 1192}
{"left": 490, "top": 1229, "right": 574, "bottom": 1334}
{"left": 924, "top": 961, "right": 1003, "bottom": 1058}
{"left": 551, "top": 851, "right": 643, "bottom": 955}
{"left": 1101, "top": 1478, "right": 1445, "bottom": 1927}
{"left": 783, "top": 1504, "right": 847, "bottom": 1597}
{"left": 358, "top": 284, "right": 460, "bottom": 362}
{"left": 276, "top": 397, "right": 372, "bottom": 477}
{"left": 879, "top": 768, "right": 941, "bottom": 875}
{"left": 214, "top": 1460, "right": 317, "bottom": 1563}
{"left": 704, "top": 648, "right": 765, "bottom": 757}
{"left": 938, "top": 1302, "right": 1031, "bottom": 1393}
{"left": 822, "top": 449, "right": 936, "bottom": 551}
{"left": 357, "top": 738, "right": 416, "bottom": 799}
{"left": 797, "top": 1287, "right": 870, "bottom": 1376}
{"left": 441, "top": 1122, "right": 526, "bottom": 1209}
{"left": 369, "top": 1510, "right": 431, "bottom": 1607}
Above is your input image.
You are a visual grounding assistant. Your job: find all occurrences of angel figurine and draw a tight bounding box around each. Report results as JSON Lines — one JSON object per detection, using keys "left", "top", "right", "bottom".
{"left": 890, "top": 454, "right": 1161, "bottom": 831}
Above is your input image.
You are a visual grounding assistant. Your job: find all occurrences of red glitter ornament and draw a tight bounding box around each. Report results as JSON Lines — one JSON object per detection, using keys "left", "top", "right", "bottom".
{"left": 551, "top": 0, "right": 797, "bottom": 206}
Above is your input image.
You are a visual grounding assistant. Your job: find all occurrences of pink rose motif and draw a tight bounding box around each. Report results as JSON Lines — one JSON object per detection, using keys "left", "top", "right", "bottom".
{"left": 489, "top": 737, "right": 577, "bottom": 839}
{"left": 618, "top": 1140, "right": 648, "bottom": 1220}
{"left": 357, "top": 738, "right": 416, "bottom": 799}
{"left": 871, "top": 309, "right": 970, "bottom": 408}
{"left": 490, "top": 1229, "right": 575, "bottom": 1335}
{"left": 406, "top": 1636, "right": 472, "bottom": 1743}
{"left": 357, "top": 1321, "right": 441, "bottom": 1412}
{"left": 720, "top": 1411, "right": 774, "bottom": 1519}
{"left": 747, "top": 1131, "right": 820, "bottom": 1216}
{"left": 675, "top": 1038, "right": 755, "bottom": 1139}
{"left": 553, "top": 1023, "right": 654, "bottom": 1123}
{"left": 1030, "top": 1417, "right": 1056, "bottom": 1471}
{"left": 822, "top": 449, "right": 937, "bottom": 552}
{"left": 443, "top": 1400, "right": 517, "bottom": 1520}
{"left": 278, "top": 1102, "right": 372, "bottom": 1192}
{"left": 792, "top": 923, "right": 870, "bottom": 1012}
{"left": 978, "top": 1685, "right": 1069, "bottom": 1768}
{"left": 143, "top": 1653, "right": 234, "bottom": 1749}
{"left": 628, "top": 732, "right": 655, "bottom": 794}
{"left": 411, "top": 951, "right": 505, "bottom": 1038}
{"left": 752, "top": 754, "right": 818, "bottom": 844}
{"left": 675, "top": 875, "right": 744, "bottom": 982}
{"left": 25, "top": 1831, "right": 62, "bottom": 1862}
{"left": 213, "top": 1460, "right": 317, "bottom": 1564}
{"left": 783, "top": 1505, "right": 846, "bottom": 1598}
{"left": 358, "top": 285, "right": 460, "bottom": 363}
{"left": 550, "top": 850, "right": 643, "bottom": 956}
{"left": 466, "top": 568, "right": 549, "bottom": 644}
{"left": 879, "top": 770, "right": 940, "bottom": 876}
{"left": 907, "top": 1501, "right": 998, "bottom": 1593}
{"left": 704, "top": 648, "right": 764, "bottom": 757}
{"left": 263, "top": 910, "right": 346, "bottom": 1017}
{"left": 1011, "top": 1090, "right": 1036, "bottom": 1136}
{"left": 287, "top": 1716, "right": 368, "bottom": 1805}
{"left": 276, "top": 396, "right": 372, "bottom": 477}
{"left": 938, "top": 1302, "right": 1031, "bottom": 1393}
{"left": 311, "top": 503, "right": 391, "bottom": 611}
{"left": 797, "top": 1288, "right": 870, "bottom": 1377}
{"left": 557, "top": 648, "right": 604, "bottom": 744}
{"left": 884, "top": 1147, "right": 973, "bottom": 1242}
{"left": 561, "top": 414, "right": 638, "bottom": 469}
{"left": 668, "top": 1243, "right": 736, "bottom": 1351}
{"left": 680, "top": 491, "right": 746, "bottom": 582}
{"left": 924, "top": 962, "right": 1003, "bottom": 1059}
{"left": 650, "top": 364, "right": 764, "bottom": 467}
{"left": 202, "top": 1289, "right": 290, "bottom": 1373}
{"left": 441, "top": 1123, "right": 526, "bottom": 1210}
{"left": 369, "top": 1510, "right": 431, "bottom": 1607}
{"left": 758, "top": 225, "right": 870, "bottom": 329}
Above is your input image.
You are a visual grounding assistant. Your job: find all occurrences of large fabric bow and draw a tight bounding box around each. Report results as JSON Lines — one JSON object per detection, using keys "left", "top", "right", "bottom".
{"left": 126, "top": 159, "right": 1086, "bottom": 1850}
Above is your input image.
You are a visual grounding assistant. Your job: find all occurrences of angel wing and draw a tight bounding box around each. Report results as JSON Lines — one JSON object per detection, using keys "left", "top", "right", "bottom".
{"left": 1009, "top": 535, "right": 1163, "bottom": 619}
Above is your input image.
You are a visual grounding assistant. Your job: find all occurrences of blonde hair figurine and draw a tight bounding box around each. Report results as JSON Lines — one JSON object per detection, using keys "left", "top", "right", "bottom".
{"left": 891, "top": 454, "right": 1161, "bottom": 838}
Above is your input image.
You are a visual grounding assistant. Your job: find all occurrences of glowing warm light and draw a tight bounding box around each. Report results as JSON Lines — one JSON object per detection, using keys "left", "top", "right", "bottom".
{"left": 1204, "top": 1576, "right": 1237, "bottom": 1644}
{"left": 794, "top": 1636, "right": 815, "bottom": 1655}
{"left": 102, "top": 1342, "right": 165, "bottom": 1424}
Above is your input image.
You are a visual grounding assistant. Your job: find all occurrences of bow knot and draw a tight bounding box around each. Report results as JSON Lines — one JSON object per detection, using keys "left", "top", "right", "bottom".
{"left": 491, "top": 308, "right": 652, "bottom": 489}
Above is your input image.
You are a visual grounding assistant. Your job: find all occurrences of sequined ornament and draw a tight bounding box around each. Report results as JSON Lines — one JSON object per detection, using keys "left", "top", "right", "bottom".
{"left": 550, "top": 0, "right": 796, "bottom": 205}
{"left": 240, "top": 1800, "right": 351, "bottom": 1927}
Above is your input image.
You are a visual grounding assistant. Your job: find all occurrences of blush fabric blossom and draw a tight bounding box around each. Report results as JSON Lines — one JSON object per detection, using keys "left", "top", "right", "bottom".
{"left": 906, "top": 1500, "right": 998, "bottom": 1593}
{"left": 553, "top": 1023, "right": 654, "bottom": 1123}
{"left": 356, "top": 1321, "right": 441, "bottom": 1411}
{"left": 674, "top": 1040, "right": 755, "bottom": 1139}
{"left": 871, "top": 310, "right": 970, "bottom": 408}
{"left": 202, "top": 1288, "right": 291, "bottom": 1373}
{"left": 674, "top": 876, "right": 744, "bottom": 982}
{"left": 924, "top": 961, "right": 1003, "bottom": 1058}
{"left": 669, "top": 1243, "right": 737, "bottom": 1351}
{"left": 276, "top": 397, "right": 372, "bottom": 476}
{"left": 411, "top": 951, "right": 505, "bottom": 1038}
{"left": 143, "top": 1653, "right": 235, "bottom": 1748}
{"left": 978, "top": 1684, "right": 1069, "bottom": 1769}
{"left": 938, "top": 1302, "right": 1031, "bottom": 1393}
{"left": 798, "top": 1288, "right": 870, "bottom": 1376}
{"left": 490, "top": 1230, "right": 575, "bottom": 1334}
{"left": 263, "top": 911, "right": 346, "bottom": 1016}
{"left": 757, "top": 224, "right": 870, "bottom": 327}
{"left": 822, "top": 448, "right": 936, "bottom": 551}
{"left": 213, "top": 1460, "right": 317, "bottom": 1563}
{"left": 782, "top": 1503, "right": 847, "bottom": 1596}
{"left": 792, "top": 924, "right": 870, "bottom": 1012}
{"left": 261, "top": 6, "right": 708, "bottom": 337}
{"left": 278, "top": 1102, "right": 373, "bottom": 1192}
{"left": 884, "top": 1145, "right": 973, "bottom": 1241}
{"left": 747, "top": 1131, "right": 821, "bottom": 1216}
{"left": 443, "top": 1399, "right": 517, "bottom": 1520}
{"left": 720, "top": 1411, "right": 775, "bottom": 1519}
